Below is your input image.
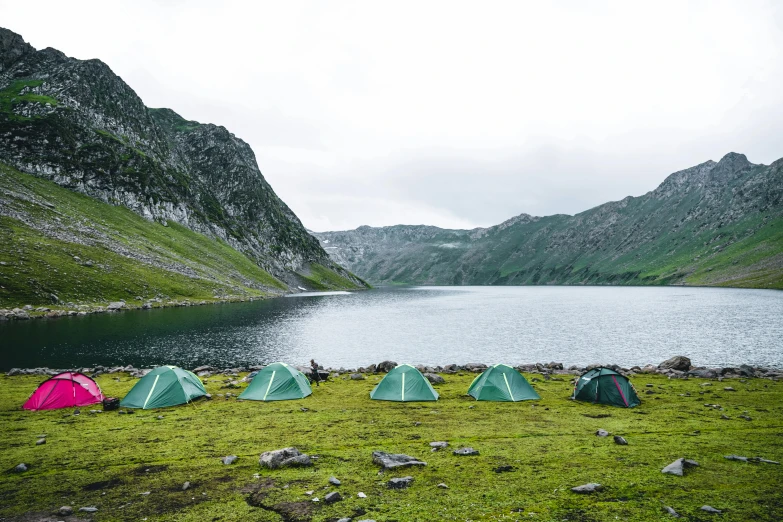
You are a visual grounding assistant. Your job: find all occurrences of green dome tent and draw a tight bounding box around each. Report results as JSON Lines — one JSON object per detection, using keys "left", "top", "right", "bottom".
{"left": 468, "top": 364, "right": 541, "bottom": 401}
{"left": 370, "top": 364, "right": 439, "bottom": 402}
{"left": 121, "top": 366, "right": 206, "bottom": 409}
{"left": 238, "top": 362, "right": 312, "bottom": 401}
{"left": 573, "top": 367, "right": 641, "bottom": 408}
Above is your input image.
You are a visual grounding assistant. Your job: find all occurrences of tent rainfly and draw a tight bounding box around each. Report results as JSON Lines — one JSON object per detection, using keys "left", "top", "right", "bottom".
{"left": 572, "top": 367, "right": 641, "bottom": 408}
{"left": 238, "top": 362, "right": 312, "bottom": 401}
{"left": 120, "top": 366, "right": 206, "bottom": 409}
{"left": 23, "top": 372, "right": 105, "bottom": 410}
{"left": 370, "top": 364, "right": 439, "bottom": 402}
{"left": 467, "top": 364, "right": 541, "bottom": 401}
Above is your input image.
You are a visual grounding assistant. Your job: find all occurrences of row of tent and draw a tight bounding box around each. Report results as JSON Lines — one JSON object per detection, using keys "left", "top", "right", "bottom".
{"left": 22, "top": 363, "right": 641, "bottom": 411}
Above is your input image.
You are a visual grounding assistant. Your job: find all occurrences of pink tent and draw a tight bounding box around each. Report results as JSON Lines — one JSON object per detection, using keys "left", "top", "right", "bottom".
{"left": 23, "top": 372, "right": 104, "bottom": 411}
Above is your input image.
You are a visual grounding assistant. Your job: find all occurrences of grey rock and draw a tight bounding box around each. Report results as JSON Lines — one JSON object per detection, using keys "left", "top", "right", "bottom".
{"left": 700, "top": 505, "right": 722, "bottom": 514}
{"left": 613, "top": 435, "right": 628, "bottom": 445}
{"left": 324, "top": 491, "right": 342, "bottom": 503}
{"left": 663, "top": 506, "right": 681, "bottom": 517}
{"left": 182, "top": 481, "right": 190, "bottom": 490}
{"left": 376, "top": 361, "right": 398, "bottom": 373}
{"left": 350, "top": 373, "right": 365, "bottom": 380}
{"left": 429, "top": 441, "right": 449, "bottom": 449}
{"left": 723, "top": 386, "right": 736, "bottom": 391}
{"left": 659, "top": 356, "right": 692, "bottom": 372}
{"left": 259, "top": 447, "right": 312, "bottom": 469}
{"left": 725, "top": 455, "right": 748, "bottom": 462}
{"left": 357, "top": 492, "right": 367, "bottom": 498}
{"left": 571, "top": 483, "right": 602, "bottom": 493}
{"left": 107, "top": 301, "right": 126, "bottom": 310}
{"left": 453, "top": 447, "right": 479, "bottom": 456}
{"left": 337, "top": 518, "right": 351, "bottom": 522}
{"left": 387, "top": 476, "right": 414, "bottom": 489}
{"left": 79, "top": 507, "right": 99, "bottom": 513}
{"left": 221, "top": 455, "right": 237, "bottom": 465}
{"left": 329, "top": 476, "right": 341, "bottom": 486}
{"left": 662, "top": 458, "right": 699, "bottom": 476}
{"left": 423, "top": 373, "right": 445, "bottom": 384}
{"left": 437, "top": 483, "right": 449, "bottom": 488}
{"left": 596, "top": 429, "right": 609, "bottom": 437}
{"left": 14, "top": 463, "right": 28, "bottom": 472}
{"left": 57, "top": 506, "right": 74, "bottom": 516}
{"left": 372, "top": 451, "right": 426, "bottom": 470}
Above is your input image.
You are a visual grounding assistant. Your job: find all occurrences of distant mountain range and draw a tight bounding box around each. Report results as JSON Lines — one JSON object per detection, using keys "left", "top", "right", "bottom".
{"left": 314, "top": 153, "right": 783, "bottom": 289}
{"left": 0, "top": 28, "right": 365, "bottom": 308}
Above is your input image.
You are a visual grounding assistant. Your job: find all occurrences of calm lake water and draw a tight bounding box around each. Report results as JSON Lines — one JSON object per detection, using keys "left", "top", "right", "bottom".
{"left": 1, "top": 286, "right": 782, "bottom": 371}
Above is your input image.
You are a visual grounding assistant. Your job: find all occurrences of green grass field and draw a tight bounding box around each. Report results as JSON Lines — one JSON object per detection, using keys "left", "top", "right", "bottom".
{"left": 1, "top": 372, "right": 781, "bottom": 521}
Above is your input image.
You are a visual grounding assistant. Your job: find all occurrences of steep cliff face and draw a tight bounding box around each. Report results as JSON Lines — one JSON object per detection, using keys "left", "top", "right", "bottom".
{"left": 0, "top": 27, "right": 359, "bottom": 287}
{"left": 315, "top": 153, "right": 783, "bottom": 289}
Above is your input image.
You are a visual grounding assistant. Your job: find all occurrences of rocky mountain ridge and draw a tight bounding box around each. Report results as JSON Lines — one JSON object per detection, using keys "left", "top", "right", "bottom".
{"left": 0, "top": 27, "right": 362, "bottom": 289}
{"left": 315, "top": 153, "right": 783, "bottom": 288}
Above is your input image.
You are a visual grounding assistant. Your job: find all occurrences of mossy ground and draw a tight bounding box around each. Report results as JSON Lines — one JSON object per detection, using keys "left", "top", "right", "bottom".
{"left": 1, "top": 372, "right": 781, "bottom": 521}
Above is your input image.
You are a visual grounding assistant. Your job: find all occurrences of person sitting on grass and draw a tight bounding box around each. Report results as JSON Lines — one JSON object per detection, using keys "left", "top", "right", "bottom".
{"left": 310, "top": 359, "right": 321, "bottom": 387}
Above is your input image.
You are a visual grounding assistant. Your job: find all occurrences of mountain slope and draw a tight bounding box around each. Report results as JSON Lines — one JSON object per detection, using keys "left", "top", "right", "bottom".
{"left": 0, "top": 27, "right": 366, "bottom": 305}
{"left": 314, "top": 153, "right": 783, "bottom": 289}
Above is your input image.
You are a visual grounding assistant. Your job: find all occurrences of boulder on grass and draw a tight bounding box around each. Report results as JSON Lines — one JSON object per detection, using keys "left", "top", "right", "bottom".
{"left": 259, "top": 447, "right": 312, "bottom": 469}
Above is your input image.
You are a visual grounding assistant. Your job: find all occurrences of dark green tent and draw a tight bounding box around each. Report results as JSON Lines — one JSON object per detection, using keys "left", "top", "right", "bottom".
{"left": 370, "top": 364, "right": 439, "bottom": 402}
{"left": 468, "top": 364, "right": 541, "bottom": 401}
{"left": 238, "top": 362, "right": 312, "bottom": 401}
{"left": 572, "top": 367, "right": 640, "bottom": 408}
{"left": 121, "top": 366, "right": 206, "bottom": 409}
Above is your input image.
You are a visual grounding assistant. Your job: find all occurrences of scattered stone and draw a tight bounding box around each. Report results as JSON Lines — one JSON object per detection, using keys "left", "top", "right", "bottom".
{"left": 140, "top": 491, "right": 151, "bottom": 495}
{"left": 182, "top": 481, "right": 191, "bottom": 491}
{"left": 659, "top": 356, "right": 692, "bottom": 372}
{"left": 36, "top": 438, "right": 46, "bottom": 445}
{"left": 423, "top": 373, "right": 445, "bottom": 384}
{"left": 739, "top": 415, "right": 752, "bottom": 421}
{"left": 724, "top": 387, "right": 736, "bottom": 391}
{"left": 663, "top": 505, "right": 681, "bottom": 517}
{"left": 350, "top": 373, "right": 365, "bottom": 380}
{"left": 494, "top": 465, "right": 514, "bottom": 473}
{"left": 357, "top": 491, "right": 367, "bottom": 498}
{"left": 107, "top": 301, "right": 126, "bottom": 311}
{"left": 721, "top": 414, "right": 731, "bottom": 420}
{"left": 614, "top": 436, "right": 628, "bottom": 445}
{"left": 329, "top": 476, "right": 341, "bottom": 486}
{"left": 701, "top": 505, "right": 722, "bottom": 514}
{"left": 324, "top": 491, "right": 342, "bottom": 503}
{"left": 437, "top": 483, "right": 449, "bottom": 488}
{"left": 79, "top": 507, "right": 99, "bottom": 513}
{"left": 305, "top": 490, "right": 314, "bottom": 496}
{"left": 156, "top": 415, "right": 164, "bottom": 420}
{"left": 596, "top": 429, "right": 609, "bottom": 437}
{"left": 14, "top": 463, "right": 28, "bottom": 472}
{"left": 259, "top": 447, "right": 312, "bottom": 469}
{"left": 571, "top": 483, "right": 602, "bottom": 493}
{"left": 388, "top": 476, "right": 414, "bottom": 489}
{"left": 312, "top": 497, "right": 319, "bottom": 502}
{"left": 662, "top": 458, "right": 699, "bottom": 476}
{"left": 453, "top": 447, "right": 479, "bottom": 456}
{"left": 725, "top": 455, "right": 748, "bottom": 462}
{"left": 337, "top": 518, "right": 351, "bottom": 522}
{"left": 429, "top": 441, "right": 448, "bottom": 450}
{"left": 376, "top": 360, "right": 398, "bottom": 373}
{"left": 372, "top": 451, "right": 426, "bottom": 470}
{"left": 57, "top": 506, "right": 74, "bottom": 516}
{"left": 221, "top": 455, "right": 238, "bottom": 465}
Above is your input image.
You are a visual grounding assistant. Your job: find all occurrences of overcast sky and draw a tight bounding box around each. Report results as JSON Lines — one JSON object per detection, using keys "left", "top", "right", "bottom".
{"left": 2, "top": 1, "right": 782, "bottom": 231}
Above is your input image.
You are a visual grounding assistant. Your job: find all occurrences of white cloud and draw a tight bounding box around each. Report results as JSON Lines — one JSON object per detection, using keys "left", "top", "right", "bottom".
{"left": 2, "top": 0, "right": 781, "bottom": 229}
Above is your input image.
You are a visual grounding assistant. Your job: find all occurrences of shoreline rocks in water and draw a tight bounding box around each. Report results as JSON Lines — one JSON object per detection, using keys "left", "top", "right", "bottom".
{"left": 4, "top": 356, "right": 782, "bottom": 381}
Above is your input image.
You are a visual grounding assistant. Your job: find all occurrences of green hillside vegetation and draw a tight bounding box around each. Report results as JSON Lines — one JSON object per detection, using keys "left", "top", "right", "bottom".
{"left": 0, "top": 163, "right": 361, "bottom": 310}
{"left": 0, "top": 372, "right": 781, "bottom": 521}
{"left": 316, "top": 154, "right": 783, "bottom": 289}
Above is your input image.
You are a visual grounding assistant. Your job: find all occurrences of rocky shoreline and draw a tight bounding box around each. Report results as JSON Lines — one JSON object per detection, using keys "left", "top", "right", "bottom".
{"left": 5, "top": 356, "right": 782, "bottom": 381}
{"left": 0, "top": 294, "right": 274, "bottom": 321}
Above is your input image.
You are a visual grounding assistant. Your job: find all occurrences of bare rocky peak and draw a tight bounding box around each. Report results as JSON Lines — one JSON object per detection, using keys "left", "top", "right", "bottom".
{"left": 0, "top": 28, "right": 34, "bottom": 71}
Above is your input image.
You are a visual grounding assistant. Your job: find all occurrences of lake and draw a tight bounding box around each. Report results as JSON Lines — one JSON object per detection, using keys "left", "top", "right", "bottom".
{"left": 1, "top": 286, "right": 782, "bottom": 371}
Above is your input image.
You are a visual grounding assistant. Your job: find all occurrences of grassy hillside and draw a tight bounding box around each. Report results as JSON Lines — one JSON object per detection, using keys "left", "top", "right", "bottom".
{"left": 0, "top": 372, "right": 781, "bottom": 521}
{"left": 0, "top": 163, "right": 361, "bottom": 310}
{"left": 315, "top": 154, "right": 783, "bottom": 289}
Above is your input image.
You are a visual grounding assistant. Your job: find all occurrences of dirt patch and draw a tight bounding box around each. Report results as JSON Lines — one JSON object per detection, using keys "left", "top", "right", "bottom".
{"left": 271, "top": 501, "right": 315, "bottom": 522}
{"left": 581, "top": 413, "right": 612, "bottom": 419}
{"left": 243, "top": 478, "right": 276, "bottom": 506}
{"left": 83, "top": 477, "right": 123, "bottom": 491}
{"left": 6, "top": 512, "right": 90, "bottom": 522}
